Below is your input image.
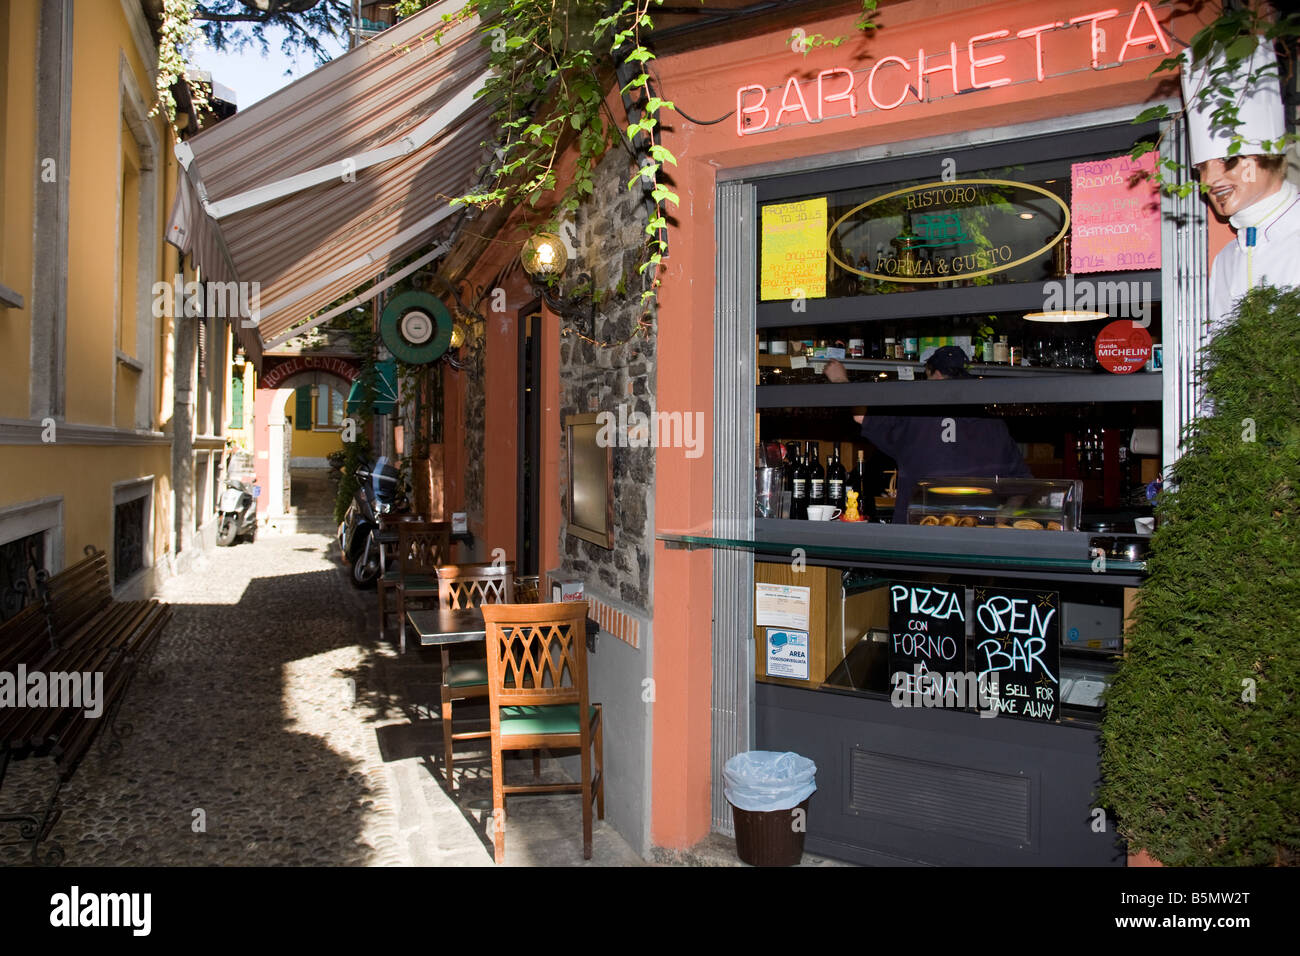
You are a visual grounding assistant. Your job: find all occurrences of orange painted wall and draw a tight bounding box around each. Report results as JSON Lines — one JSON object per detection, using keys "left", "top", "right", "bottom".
{"left": 642, "top": 0, "right": 1204, "bottom": 849}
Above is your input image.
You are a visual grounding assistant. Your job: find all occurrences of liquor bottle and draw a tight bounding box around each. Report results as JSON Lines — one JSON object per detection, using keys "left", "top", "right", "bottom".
{"left": 807, "top": 441, "right": 826, "bottom": 507}
{"left": 993, "top": 335, "right": 1010, "bottom": 365}
{"left": 790, "top": 445, "right": 809, "bottom": 520}
{"left": 846, "top": 450, "right": 877, "bottom": 521}
{"left": 827, "top": 444, "right": 847, "bottom": 511}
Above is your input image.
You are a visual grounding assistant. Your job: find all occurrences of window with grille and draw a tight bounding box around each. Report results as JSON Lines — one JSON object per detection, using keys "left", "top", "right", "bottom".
{"left": 0, "top": 531, "right": 46, "bottom": 622}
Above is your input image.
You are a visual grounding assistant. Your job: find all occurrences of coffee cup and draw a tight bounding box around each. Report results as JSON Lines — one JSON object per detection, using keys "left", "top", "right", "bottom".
{"left": 807, "top": 505, "right": 842, "bottom": 521}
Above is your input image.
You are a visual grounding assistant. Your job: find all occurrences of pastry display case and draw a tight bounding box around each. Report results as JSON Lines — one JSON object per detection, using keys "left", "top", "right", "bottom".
{"left": 906, "top": 477, "right": 1082, "bottom": 531}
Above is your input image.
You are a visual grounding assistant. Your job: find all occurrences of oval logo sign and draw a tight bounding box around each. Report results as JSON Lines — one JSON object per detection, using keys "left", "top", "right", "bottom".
{"left": 828, "top": 179, "right": 1070, "bottom": 284}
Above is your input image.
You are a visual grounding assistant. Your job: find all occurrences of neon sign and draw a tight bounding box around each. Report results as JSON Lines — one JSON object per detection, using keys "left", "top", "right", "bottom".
{"left": 736, "top": 1, "right": 1169, "bottom": 136}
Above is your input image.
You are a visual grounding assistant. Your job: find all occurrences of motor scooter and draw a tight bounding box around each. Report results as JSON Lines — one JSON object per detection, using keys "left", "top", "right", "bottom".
{"left": 217, "top": 478, "right": 258, "bottom": 546}
{"left": 337, "top": 457, "right": 402, "bottom": 588}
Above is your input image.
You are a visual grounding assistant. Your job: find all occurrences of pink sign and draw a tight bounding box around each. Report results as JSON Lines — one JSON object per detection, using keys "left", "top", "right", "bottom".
{"left": 1070, "top": 152, "right": 1162, "bottom": 273}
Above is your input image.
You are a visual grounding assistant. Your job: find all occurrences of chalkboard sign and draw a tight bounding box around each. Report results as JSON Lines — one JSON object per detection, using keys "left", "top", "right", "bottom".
{"left": 971, "top": 587, "right": 1061, "bottom": 722}
{"left": 888, "top": 582, "right": 966, "bottom": 702}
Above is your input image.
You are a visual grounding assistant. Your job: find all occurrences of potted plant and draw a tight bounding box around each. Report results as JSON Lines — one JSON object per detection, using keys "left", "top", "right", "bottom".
{"left": 1098, "top": 285, "right": 1300, "bottom": 866}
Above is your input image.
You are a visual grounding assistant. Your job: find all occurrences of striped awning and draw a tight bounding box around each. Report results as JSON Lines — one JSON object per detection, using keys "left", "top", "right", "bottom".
{"left": 165, "top": 1, "right": 496, "bottom": 365}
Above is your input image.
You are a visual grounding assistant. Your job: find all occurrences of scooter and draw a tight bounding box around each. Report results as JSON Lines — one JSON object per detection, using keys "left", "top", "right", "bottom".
{"left": 337, "top": 457, "right": 402, "bottom": 589}
{"left": 216, "top": 478, "right": 258, "bottom": 546}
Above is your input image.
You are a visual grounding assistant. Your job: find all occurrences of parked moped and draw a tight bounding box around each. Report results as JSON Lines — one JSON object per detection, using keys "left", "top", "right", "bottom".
{"left": 216, "top": 478, "right": 258, "bottom": 546}
{"left": 337, "top": 457, "right": 402, "bottom": 588}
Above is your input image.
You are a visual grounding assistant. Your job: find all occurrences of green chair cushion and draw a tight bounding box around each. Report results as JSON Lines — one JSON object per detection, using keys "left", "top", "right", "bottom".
{"left": 499, "top": 704, "right": 598, "bottom": 737}
{"left": 398, "top": 575, "right": 438, "bottom": 592}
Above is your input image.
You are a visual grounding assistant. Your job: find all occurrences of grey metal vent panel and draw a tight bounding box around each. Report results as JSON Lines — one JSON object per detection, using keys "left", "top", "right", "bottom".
{"left": 849, "top": 747, "right": 1034, "bottom": 848}
{"left": 711, "top": 180, "right": 758, "bottom": 836}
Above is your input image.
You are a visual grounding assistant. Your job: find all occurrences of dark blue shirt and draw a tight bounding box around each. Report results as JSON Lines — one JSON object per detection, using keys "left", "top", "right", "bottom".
{"left": 861, "top": 415, "right": 1033, "bottom": 523}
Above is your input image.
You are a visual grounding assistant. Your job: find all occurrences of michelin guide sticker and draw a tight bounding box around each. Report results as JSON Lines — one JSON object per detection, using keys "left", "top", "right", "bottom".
{"left": 766, "top": 628, "right": 810, "bottom": 680}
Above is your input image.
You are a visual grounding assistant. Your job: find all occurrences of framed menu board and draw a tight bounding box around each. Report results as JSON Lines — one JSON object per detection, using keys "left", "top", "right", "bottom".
{"left": 971, "top": 587, "right": 1061, "bottom": 723}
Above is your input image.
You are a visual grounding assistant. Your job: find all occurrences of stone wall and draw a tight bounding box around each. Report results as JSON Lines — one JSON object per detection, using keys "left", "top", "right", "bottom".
{"left": 556, "top": 147, "right": 657, "bottom": 613}
{"left": 461, "top": 316, "right": 487, "bottom": 527}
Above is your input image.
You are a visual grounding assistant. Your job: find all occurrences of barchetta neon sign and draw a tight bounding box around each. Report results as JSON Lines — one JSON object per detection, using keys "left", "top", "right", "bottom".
{"left": 736, "top": 2, "right": 1170, "bottom": 136}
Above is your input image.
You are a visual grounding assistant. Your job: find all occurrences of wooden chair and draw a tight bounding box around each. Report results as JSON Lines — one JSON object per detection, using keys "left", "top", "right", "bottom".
{"left": 480, "top": 601, "right": 604, "bottom": 864}
{"left": 435, "top": 562, "right": 514, "bottom": 790}
{"left": 378, "top": 520, "right": 450, "bottom": 652}
{"left": 374, "top": 514, "right": 424, "bottom": 644}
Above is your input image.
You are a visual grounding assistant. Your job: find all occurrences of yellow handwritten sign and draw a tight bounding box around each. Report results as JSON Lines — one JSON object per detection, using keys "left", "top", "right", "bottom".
{"left": 761, "top": 198, "right": 827, "bottom": 300}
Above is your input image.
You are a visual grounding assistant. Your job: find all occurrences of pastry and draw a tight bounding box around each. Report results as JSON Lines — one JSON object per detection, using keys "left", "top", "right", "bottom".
{"left": 957, "top": 516, "right": 978, "bottom": 527}
{"left": 919, "top": 515, "right": 940, "bottom": 526}
{"left": 939, "top": 514, "right": 957, "bottom": 526}
{"left": 1046, "top": 521, "right": 1062, "bottom": 531}
{"left": 1013, "top": 519, "right": 1044, "bottom": 530}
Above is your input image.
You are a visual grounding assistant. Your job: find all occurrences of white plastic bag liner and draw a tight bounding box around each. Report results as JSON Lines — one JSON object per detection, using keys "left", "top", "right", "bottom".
{"left": 723, "top": 750, "right": 817, "bottom": 812}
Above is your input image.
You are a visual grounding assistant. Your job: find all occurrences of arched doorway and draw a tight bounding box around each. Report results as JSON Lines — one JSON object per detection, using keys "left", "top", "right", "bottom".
{"left": 254, "top": 356, "right": 361, "bottom": 525}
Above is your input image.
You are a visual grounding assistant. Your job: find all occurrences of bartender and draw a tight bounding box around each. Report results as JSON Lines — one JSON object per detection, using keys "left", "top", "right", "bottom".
{"left": 824, "top": 346, "right": 1032, "bottom": 523}
{"left": 1183, "top": 37, "right": 1298, "bottom": 340}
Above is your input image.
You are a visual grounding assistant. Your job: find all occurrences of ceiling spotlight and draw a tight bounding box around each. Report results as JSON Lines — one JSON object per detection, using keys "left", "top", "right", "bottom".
{"left": 1023, "top": 310, "right": 1110, "bottom": 322}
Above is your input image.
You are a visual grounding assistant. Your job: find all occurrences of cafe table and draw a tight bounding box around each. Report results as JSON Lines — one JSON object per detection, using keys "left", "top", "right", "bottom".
{"left": 405, "top": 606, "right": 600, "bottom": 652}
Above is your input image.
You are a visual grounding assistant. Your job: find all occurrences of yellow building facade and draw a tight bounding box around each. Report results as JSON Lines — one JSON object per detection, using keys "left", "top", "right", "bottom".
{"left": 0, "top": 0, "right": 234, "bottom": 607}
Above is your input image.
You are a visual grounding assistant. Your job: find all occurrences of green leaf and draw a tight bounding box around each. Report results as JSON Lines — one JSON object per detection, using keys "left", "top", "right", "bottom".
{"left": 1133, "top": 106, "right": 1169, "bottom": 125}
{"left": 1225, "top": 34, "right": 1258, "bottom": 63}
{"left": 648, "top": 144, "right": 677, "bottom": 165}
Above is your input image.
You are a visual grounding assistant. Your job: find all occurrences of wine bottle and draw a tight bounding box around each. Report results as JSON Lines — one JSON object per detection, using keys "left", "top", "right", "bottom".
{"left": 827, "top": 444, "right": 847, "bottom": 511}
{"left": 790, "top": 445, "right": 808, "bottom": 520}
{"left": 849, "top": 450, "right": 877, "bottom": 521}
{"left": 807, "top": 441, "right": 825, "bottom": 507}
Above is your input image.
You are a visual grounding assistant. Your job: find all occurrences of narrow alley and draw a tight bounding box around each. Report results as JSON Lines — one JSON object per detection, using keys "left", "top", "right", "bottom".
{"left": 0, "top": 532, "right": 644, "bottom": 867}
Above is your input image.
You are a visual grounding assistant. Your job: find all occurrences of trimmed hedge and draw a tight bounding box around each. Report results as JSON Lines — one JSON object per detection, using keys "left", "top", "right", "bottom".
{"left": 1098, "top": 285, "right": 1300, "bottom": 866}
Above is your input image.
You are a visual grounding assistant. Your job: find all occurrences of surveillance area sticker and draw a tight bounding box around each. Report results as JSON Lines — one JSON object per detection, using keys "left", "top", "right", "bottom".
{"left": 766, "top": 629, "right": 810, "bottom": 680}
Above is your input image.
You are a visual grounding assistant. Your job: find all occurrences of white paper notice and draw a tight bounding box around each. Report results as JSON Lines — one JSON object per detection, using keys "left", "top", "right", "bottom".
{"left": 755, "top": 583, "right": 811, "bottom": 630}
{"left": 766, "top": 629, "right": 810, "bottom": 680}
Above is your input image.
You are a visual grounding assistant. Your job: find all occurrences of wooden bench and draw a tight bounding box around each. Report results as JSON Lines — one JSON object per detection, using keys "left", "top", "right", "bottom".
{"left": 0, "top": 548, "right": 171, "bottom": 864}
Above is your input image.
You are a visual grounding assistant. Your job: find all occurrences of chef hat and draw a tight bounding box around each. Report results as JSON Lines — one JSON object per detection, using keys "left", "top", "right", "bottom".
{"left": 1181, "top": 36, "right": 1286, "bottom": 165}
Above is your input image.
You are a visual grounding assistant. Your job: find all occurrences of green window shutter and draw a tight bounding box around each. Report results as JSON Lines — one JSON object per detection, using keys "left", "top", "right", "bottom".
{"left": 230, "top": 376, "right": 244, "bottom": 427}
{"left": 295, "top": 386, "right": 312, "bottom": 430}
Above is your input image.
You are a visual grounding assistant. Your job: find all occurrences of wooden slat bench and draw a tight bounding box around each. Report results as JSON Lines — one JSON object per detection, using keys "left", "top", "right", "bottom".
{"left": 0, "top": 548, "right": 171, "bottom": 864}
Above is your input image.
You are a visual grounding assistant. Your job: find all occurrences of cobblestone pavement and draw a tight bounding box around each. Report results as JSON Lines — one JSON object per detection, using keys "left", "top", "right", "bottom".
{"left": 0, "top": 531, "right": 644, "bottom": 867}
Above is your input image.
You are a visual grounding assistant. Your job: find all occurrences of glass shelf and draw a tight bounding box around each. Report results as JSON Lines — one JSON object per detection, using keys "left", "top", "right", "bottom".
{"left": 657, "top": 520, "right": 1146, "bottom": 584}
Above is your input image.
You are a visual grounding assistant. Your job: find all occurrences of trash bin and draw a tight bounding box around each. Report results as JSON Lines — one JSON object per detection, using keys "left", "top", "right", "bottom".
{"left": 723, "top": 751, "right": 817, "bottom": 866}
